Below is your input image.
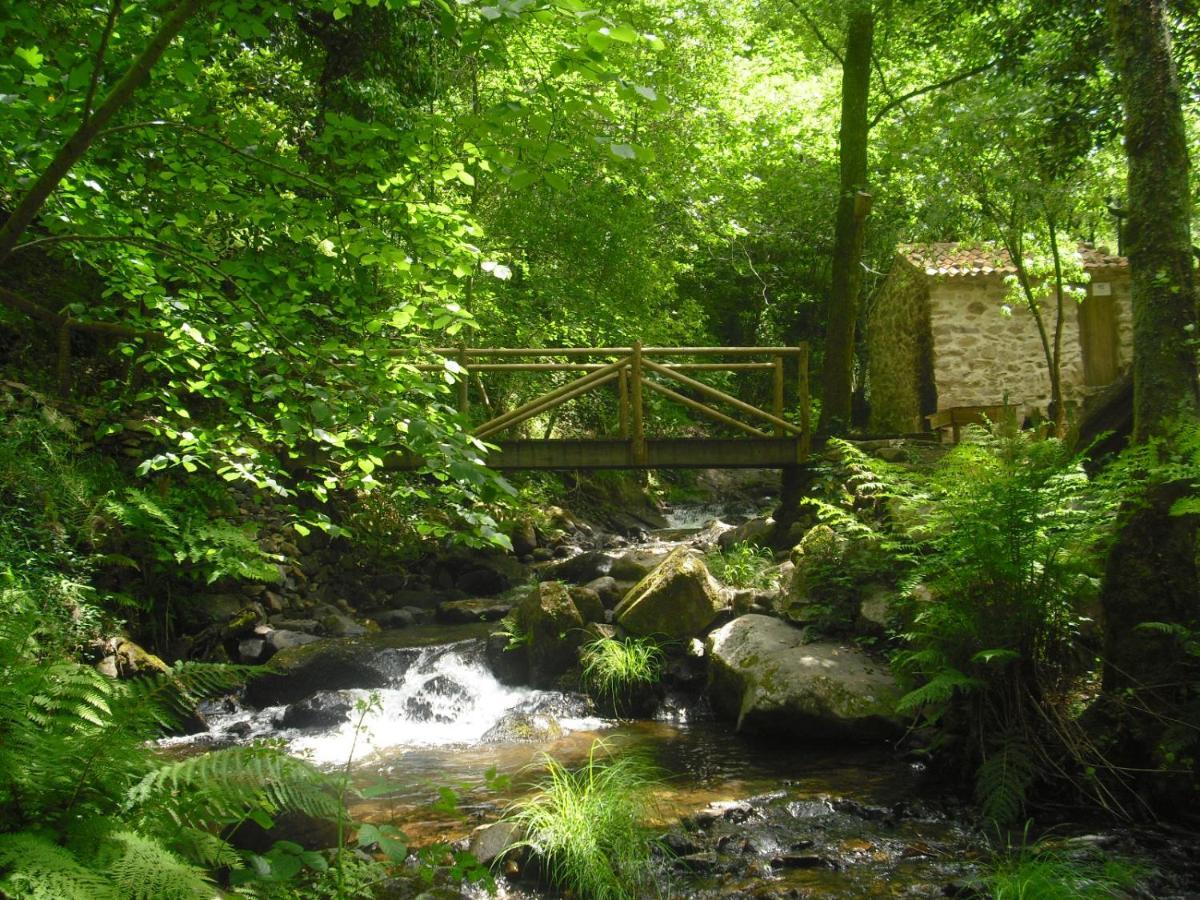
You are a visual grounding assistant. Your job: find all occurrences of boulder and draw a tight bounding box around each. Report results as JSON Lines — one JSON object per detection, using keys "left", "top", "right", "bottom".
{"left": 614, "top": 548, "right": 726, "bottom": 640}
{"left": 584, "top": 575, "right": 623, "bottom": 609}
{"left": 706, "top": 614, "right": 902, "bottom": 742}
{"left": 544, "top": 550, "right": 611, "bottom": 583}
{"left": 608, "top": 548, "right": 669, "bottom": 582}
{"left": 451, "top": 554, "right": 527, "bottom": 597}
{"left": 516, "top": 581, "right": 585, "bottom": 688}
{"left": 717, "top": 515, "right": 776, "bottom": 551}
{"left": 266, "top": 629, "right": 321, "bottom": 654}
{"left": 775, "top": 524, "right": 847, "bottom": 624}
{"left": 468, "top": 822, "right": 521, "bottom": 866}
{"left": 238, "top": 638, "right": 267, "bottom": 664}
{"left": 268, "top": 617, "right": 320, "bottom": 634}
{"left": 508, "top": 520, "right": 539, "bottom": 557}
{"left": 277, "top": 691, "right": 354, "bottom": 729}
{"left": 856, "top": 583, "right": 895, "bottom": 636}
{"left": 437, "top": 598, "right": 513, "bottom": 624}
{"left": 374, "top": 608, "right": 415, "bottom": 630}
{"left": 319, "top": 612, "right": 367, "bottom": 638}
{"left": 245, "top": 638, "right": 388, "bottom": 708}
{"left": 568, "top": 586, "right": 605, "bottom": 623}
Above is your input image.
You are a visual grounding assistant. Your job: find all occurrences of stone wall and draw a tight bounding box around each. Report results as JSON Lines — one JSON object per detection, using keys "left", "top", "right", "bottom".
{"left": 928, "top": 269, "right": 1132, "bottom": 418}
{"left": 866, "top": 259, "right": 932, "bottom": 433}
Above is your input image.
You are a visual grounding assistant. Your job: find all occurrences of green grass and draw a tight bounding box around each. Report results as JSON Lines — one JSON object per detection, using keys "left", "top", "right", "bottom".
{"left": 580, "top": 636, "right": 664, "bottom": 714}
{"left": 505, "top": 741, "right": 663, "bottom": 900}
{"left": 984, "top": 836, "right": 1147, "bottom": 899}
{"left": 704, "top": 541, "right": 776, "bottom": 589}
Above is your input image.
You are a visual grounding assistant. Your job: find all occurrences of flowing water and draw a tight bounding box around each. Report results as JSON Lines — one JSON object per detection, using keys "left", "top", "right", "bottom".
{"left": 188, "top": 501, "right": 1199, "bottom": 897}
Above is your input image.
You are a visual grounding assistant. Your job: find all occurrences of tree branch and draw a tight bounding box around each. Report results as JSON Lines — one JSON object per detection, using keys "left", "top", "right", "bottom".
{"left": 0, "top": 284, "right": 154, "bottom": 340}
{"left": 868, "top": 57, "right": 999, "bottom": 129}
{"left": 781, "top": 0, "right": 844, "bottom": 65}
{"left": 82, "top": 0, "right": 123, "bottom": 125}
{"left": 97, "top": 120, "right": 335, "bottom": 195}
{"left": 0, "top": 0, "right": 208, "bottom": 264}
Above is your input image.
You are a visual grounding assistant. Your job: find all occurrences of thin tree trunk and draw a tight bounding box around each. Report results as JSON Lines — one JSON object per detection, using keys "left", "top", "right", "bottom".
{"left": 1046, "top": 218, "right": 1068, "bottom": 436}
{"left": 818, "top": 1, "right": 873, "bottom": 436}
{"left": 0, "top": 0, "right": 207, "bottom": 265}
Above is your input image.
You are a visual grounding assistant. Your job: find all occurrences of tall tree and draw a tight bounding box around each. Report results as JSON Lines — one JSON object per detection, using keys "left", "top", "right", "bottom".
{"left": 818, "top": 2, "right": 873, "bottom": 435}
{"left": 1100, "top": 0, "right": 1200, "bottom": 795}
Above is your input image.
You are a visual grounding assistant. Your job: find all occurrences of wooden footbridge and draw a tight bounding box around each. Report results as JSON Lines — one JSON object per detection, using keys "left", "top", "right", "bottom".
{"left": 398, "top": 343, "right": 811, "bottom": 470}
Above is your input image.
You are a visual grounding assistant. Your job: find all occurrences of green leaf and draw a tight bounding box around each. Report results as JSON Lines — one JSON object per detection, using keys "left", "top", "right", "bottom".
{"left": 15, "top": 46, "right": 43, "bottom": 69}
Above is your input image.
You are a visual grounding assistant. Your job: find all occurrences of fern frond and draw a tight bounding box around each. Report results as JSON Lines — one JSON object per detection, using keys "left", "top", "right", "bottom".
{"left": 129, "top": 745, "right": 339, "bottom": 829}
{"left": 975, "top": 738, "right": 1038, "bottom": 826}
{"left": 116, "top": 661, "right": 257, "bottom": 731}
{"left": 0, "top": 832, "right": 119, "bottom": 900}
{"left": 895, "top": 670, "right": 980, "bottom": 716}
{"left": 94, "top": 830, "right": 214, "bottom": 900}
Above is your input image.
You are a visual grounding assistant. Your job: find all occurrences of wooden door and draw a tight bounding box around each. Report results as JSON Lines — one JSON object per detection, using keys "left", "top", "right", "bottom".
{"left": 1078, "top": 286, "right": 1119, "bottom": 387}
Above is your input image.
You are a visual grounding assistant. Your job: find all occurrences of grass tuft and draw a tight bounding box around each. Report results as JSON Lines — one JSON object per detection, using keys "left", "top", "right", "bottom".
{"left": 580, "top": 636, "right": 664, "bottom": 716}
{"left": 505, "top": 741, "right": 663, "bottom": 899}
{"left": 704, "top": 541, "right": 776, "bottom": 589}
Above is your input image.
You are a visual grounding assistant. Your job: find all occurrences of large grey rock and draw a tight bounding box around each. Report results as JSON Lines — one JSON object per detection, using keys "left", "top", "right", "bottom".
{"left": 717, "top": 515, "right": 776, "bottom": 551}
{"left": 775, "top": 524, "right": 847, "bottom": 624}
{"left": 568, "top": 586, "right": 605, "bottom": 623}
{"left": 320, "top": 612, "right": 367, "bottom": 637}
{"left": 608, "top": 548, "right": 669, "bottom": 582}
{"left": 706, "top": 615, "right": 902, "bottom": 742}
{"left": 614, "top": 548, "right": 726, "bottom": 640}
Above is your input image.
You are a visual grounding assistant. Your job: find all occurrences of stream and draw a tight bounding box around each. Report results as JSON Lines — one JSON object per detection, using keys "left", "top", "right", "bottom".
{"left": 183, "top": 498, "right": 1197, "bottom": 898}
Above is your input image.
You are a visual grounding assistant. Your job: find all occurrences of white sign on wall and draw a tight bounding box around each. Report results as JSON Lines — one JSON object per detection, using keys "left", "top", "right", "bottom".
{"left": 1092, "top": 282, "right": 1112, "bottom": 296}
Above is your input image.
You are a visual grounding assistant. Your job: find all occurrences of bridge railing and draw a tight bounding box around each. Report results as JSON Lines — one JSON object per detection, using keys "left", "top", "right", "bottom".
{"left": 411, "top": 344, "right": 810, "bottom": 464}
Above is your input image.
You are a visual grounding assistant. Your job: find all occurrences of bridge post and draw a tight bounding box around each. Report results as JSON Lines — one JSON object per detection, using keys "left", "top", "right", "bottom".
{"left": 456, "top": 343, "right": 469, "bottom": 416}
{"left": 772, "top": 354, "right": 784, "bottom": 437}
{"left": 631, "top": 341, "right": 646, "bottom": 463}
{"left": 618, "top": 367, "right": 630, "bottom": 438}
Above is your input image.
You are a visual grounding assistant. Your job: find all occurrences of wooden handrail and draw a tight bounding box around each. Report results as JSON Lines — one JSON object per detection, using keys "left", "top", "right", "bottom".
{"left": 643, "top": 378, "right": 769, "bottom": 438}
{"left": 420, "top": 345, "right": 809, "bottom": 358}
{"left": 411, "top": 361, "right": 775, "bottom": 372}
{"left": 642, "top": 358, "right": 804, "bottom": 436}
{"left": 472, "top": 357, "right": 629, "bottom": 438}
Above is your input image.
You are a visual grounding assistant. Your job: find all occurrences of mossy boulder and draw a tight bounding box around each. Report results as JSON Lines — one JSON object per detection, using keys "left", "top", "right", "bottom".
{"left": 516, "top": 581, "right": 585, "bottom": 687}
{"left": 244, "top": 638, "right": 388, "bottom": 708}
{"left": 614, "top": 548, "right": 726, "bottom": 640}
{"left": 775, "top": 524, "right": 850, "bottom": 625}
{"left": 706, "top": 614, "right": 902, "bottom": 742}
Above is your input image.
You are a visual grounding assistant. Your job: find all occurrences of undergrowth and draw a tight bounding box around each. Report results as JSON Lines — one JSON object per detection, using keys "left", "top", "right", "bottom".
{"left": 705, "top": 541, "right": 776, "bottom": 589}
{"left": 983, "top": 831, "right": 1147, "bottom": 899}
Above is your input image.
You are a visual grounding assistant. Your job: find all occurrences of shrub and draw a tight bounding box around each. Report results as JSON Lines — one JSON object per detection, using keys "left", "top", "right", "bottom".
{"left": 890, "top": 424, "right": 1114, "bottom": 823}
{"left": 580, "top": 636, "right": 664, "bottom": 716}
{"left": 704, "top": 542, "right": 775, "bottom": 589}
{"left": 505, "top": 741, "right": 662, "bottom": 899}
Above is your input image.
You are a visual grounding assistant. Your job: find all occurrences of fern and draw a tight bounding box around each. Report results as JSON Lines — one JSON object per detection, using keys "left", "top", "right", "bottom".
{"left": 975, "top": 738, "right": 1039, "bottom": 827}
{"left": 93, "top": 830, "right": 215, "bottom": 900}
{"left": 0, "top": 832, "right": 118, "bottom": 900}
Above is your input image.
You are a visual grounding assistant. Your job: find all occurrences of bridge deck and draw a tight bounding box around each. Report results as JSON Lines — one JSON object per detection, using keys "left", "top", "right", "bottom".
{"left": 394, "top": 438, "right": 806, "bottom": 470}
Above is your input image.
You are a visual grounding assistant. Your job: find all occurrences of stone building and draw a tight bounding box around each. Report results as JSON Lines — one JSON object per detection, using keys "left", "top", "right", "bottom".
{"left": 866, "top": 243, "right": 1131, "bottom": 435}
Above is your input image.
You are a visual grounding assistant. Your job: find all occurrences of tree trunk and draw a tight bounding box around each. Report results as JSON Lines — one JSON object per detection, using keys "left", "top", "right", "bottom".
{"left": 1099, "top": 0, "right": 1200, "bottom": 798}
{"left": 817, "top": 2, "right": 873, "bottom": 437}
{"left": 1110, "top": 1, "right": 1200, "bottom": 440}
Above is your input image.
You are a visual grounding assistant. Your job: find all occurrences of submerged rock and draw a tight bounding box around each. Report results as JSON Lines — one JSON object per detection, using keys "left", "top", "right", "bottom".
{"left": 614, "top": 548, "right": 726, "bottom": 640}
{"left": 706, "top": 614, "right": 902, "bottom": 742}
{"left": 468, "top": 821, "right": 521, "bottom": 866}
{"left": 276, "top": 690, "right": 353, "bottom": 729}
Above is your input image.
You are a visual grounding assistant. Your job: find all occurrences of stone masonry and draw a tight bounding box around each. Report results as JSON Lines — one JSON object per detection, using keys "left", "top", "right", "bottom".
{"left": 867, "top": 243, "right": 1132, "bottom": 434}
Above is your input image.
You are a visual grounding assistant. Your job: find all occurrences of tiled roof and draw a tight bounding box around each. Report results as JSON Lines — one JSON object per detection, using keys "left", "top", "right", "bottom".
{"left": 899, "top": 242, "right": 1127, "bottom": 277}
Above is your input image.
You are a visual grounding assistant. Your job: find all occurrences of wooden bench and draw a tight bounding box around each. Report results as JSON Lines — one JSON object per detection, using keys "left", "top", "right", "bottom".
{"left": 926, "top": 405, "right": 1013, "bottom": 442}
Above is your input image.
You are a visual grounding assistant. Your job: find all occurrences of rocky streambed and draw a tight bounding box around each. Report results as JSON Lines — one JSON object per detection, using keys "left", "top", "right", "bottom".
{"left": 174, "top": 479, "right": 1200, "bottom": 898}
